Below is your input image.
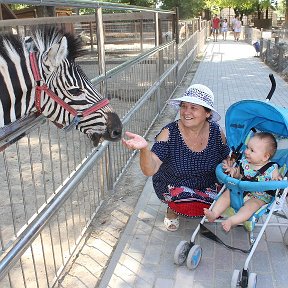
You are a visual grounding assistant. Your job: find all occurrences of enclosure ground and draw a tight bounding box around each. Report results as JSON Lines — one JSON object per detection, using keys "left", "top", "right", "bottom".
{"left": 58, "top": 57, "right": 202, "bottom": 288}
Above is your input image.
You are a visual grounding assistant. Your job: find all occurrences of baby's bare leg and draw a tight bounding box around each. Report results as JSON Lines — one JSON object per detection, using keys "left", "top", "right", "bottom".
{"left": 204, "top": 189, "right": 231, "bottom": 222}
{"left": 222, "top": 198, "right": 264, "bottom": 232}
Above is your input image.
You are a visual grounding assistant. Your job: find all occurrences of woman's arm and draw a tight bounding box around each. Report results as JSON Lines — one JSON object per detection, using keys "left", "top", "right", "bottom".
{"left": 122, "top": 131, "right": 163, "bottom": 176}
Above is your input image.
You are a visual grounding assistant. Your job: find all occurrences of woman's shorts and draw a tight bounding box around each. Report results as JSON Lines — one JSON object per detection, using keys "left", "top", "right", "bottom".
{"left": 211, "top": 28, "right": 219, "bottom": 34}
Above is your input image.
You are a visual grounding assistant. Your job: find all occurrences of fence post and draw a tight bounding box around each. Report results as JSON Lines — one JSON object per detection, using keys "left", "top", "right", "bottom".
{"left": 260, "top": 38, "right": 264, "bottom": 60}
{"left": 265, "top": 39, "right": 271, "bottom": 64}
{"left": 89, "top": 22, "right": 94, "bottom": 51}
{"left": 278, "top": 45, "right": 284, "bottom": 72}
{"left": 175, "top": 7, "right": 180, "bottom": 85}
{"left": 260, "top": 28, "right": 263, "bottom": 38}
{"left": 157, "top": 17, "right": 164, "bottom": 113}
{"left": 95, "top": 8, "right": 106, "bottom": 95}
{"left": 275, "top": 36, "right": 279, "bottom": 45}
{"left": 105, "top": 146, "right": 114, "bottom": 192}
{"left": 154, "top": 12, "right": 159, "bottom": 46}
{"left": 140, "top": 19, "right": 144, "bottom": 53}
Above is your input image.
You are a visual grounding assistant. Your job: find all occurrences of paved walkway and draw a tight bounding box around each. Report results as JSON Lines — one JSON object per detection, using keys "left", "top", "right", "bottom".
{"left": 96, "top": 35, "right": 288, "bottom": 288}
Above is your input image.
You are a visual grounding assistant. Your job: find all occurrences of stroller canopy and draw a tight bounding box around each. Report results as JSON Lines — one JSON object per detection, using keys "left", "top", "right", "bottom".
{"left": 225, "top": 99, "right": 288, "bottom": 151}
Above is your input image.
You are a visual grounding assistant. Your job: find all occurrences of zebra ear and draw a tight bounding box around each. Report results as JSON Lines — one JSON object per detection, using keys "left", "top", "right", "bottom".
{"left": 46, "top": 37, "right": 68, "bottom": 68}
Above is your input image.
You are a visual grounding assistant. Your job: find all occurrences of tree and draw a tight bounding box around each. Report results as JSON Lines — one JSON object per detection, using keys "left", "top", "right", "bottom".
{"left": 286, "top": 0, "right": 288, "bottom": 21}
{"left": 160, "top": 0, "right": 206, "bottom": 19}
{"left": 203, "top": 0, "right": 273, "bottom": 20}
{"left": 119, "top": 0, "right": 157, "bottom": 6}
{"left": 78, "top": 0, "right": 158, "bottom": 14}
{"left": 9, "top": 3, "right": 56, "bottom": 17}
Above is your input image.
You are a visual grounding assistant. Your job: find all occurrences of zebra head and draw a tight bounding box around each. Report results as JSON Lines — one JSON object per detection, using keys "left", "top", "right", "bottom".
{"left": 27, "top": 26, "right": 122, "bottom": 146}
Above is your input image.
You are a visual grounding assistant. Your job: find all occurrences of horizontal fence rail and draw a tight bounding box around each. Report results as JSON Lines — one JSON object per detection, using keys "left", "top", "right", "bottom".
{"left": 0, "top": 5, "right": 208, "bottom": 287}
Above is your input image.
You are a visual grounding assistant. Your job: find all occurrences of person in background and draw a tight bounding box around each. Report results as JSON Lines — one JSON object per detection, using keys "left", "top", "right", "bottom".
{"left": 221, "top": 19, "right": 228, "bottom": 40}
{"left": 234, "top": 16, "right": 242, "bottom": 41}
{"left": 122, "top": 84, "right": 230, "bottom": 231}
{"left": 212, "top": 14, "right": 220, "bottom": 42}
{"left": 218, "top": 17, "right": 223, "bottom": 39}
{"left": 231, "top": 15, "right": 237, "bottom": 40}
{"left": 179, "top": 23, "right": 186, "bottom": 42}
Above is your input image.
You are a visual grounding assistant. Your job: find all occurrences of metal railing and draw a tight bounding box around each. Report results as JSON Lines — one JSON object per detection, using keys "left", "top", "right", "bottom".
{"left": 244, "top": 26, "right": 288, "bottom": 73}
{"left": 0, "top": 3, "right": 209, "bottom": 287}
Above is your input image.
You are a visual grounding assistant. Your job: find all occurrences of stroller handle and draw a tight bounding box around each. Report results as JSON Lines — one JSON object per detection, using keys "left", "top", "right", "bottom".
{"left": 216, "top": 164, "right": 288, "bottom": 192}
{"left": 266, "top": 73, "right": 276, "bottom": 101}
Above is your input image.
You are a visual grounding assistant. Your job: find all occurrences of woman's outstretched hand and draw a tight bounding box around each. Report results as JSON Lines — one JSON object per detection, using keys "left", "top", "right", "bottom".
{"left": 122, "top": 131, "right": 148, "bottom": 150}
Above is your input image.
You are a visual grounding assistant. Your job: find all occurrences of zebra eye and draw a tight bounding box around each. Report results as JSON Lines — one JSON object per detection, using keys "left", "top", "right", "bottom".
{"left": 68, "top": 88, "right": 83, "bottom": 96}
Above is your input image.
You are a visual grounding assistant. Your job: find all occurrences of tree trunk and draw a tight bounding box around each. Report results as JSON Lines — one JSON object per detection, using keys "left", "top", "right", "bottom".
{"left": 286, "top": 0, "right": 288, "bottom": 21}
{"left": 37, "top": 6, "right": 55, "bottom": 17}
{"left": 257, "top": 4, "right": 261, "bottom": 19}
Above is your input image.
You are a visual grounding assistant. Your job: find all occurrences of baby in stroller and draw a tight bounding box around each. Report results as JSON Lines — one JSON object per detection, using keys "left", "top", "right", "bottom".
{"left": 204, "top": 132, "right": 282, "bottom": 231}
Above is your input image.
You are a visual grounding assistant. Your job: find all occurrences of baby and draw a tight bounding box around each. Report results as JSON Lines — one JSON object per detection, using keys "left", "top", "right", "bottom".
{"left": 204, "top": 132, "right": 282, "bottom": 232}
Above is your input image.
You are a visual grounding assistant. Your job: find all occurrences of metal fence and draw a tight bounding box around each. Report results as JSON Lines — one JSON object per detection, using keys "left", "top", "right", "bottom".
{"left": 0, "top": 2, "right": 209, "bottom": 287}
{"left": 244, "top": 26, "right": 288, "bottom": 74}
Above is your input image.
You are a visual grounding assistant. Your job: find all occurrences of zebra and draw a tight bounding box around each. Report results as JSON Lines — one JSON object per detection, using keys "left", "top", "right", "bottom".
{"left": 0, "top": 26, "right": 122, "bottom": 146}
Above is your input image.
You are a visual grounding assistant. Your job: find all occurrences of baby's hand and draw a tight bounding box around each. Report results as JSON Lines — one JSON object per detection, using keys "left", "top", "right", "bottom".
{"left": 222, "top": 157, "right": 235, "bottom": 168}
{"left": 222, "top": 165, "right": 239, "bottom": 178}
{"left": 272, "top": 174, "right": 283, "bottom": 181}
{"left": 272, "top": 170, "right": 283, "bottom": 181}
{"left": 222, "top": 162, "right": 230, "bottom": 170}
{"left": 122, "top": 131, "right": 148, "bottom": 150}
{"left": 226, "top": 167, "right": 237, "bottom": 177}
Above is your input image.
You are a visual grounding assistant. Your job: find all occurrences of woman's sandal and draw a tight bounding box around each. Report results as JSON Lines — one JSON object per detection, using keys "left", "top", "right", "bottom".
{"left": 164, "top": 208, "right": 180, "bottom": 232}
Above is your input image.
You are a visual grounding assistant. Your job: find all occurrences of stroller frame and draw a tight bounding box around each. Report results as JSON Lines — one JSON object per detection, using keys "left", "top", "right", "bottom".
{"left": 173, "top": 74, "right": 288, "bottom": 288}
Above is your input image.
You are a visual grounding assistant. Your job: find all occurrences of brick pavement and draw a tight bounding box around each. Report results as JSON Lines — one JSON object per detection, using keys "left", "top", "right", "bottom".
{"left": 97, "top": 36, "right": 288, "bottom": 288}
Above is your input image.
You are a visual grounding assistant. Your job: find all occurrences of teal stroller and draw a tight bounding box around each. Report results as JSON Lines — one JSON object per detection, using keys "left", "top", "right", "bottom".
{"left": 174, "top": 75, "right": 288, "bottom": 288}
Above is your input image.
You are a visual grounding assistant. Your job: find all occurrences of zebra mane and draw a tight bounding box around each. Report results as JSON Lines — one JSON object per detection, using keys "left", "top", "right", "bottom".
{"left": 0, "top": 33, "right": 26, "bottom": 59}
{"left": 0, "top": 26, "right": 86, "bottom": 61}
{"left": 30, "top": 26, "right": 86, "bottom": 60}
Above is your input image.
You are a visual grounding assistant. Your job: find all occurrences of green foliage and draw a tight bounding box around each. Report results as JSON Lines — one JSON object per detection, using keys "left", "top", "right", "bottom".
{"left": 120, "top": 0, "right": 157, "bottom": 6}
{"left": 160, "top": 0, "right": 206, "bottom": 18}
{"left": 79, "top": 8, "right": 96, "bottom": 15}
{"left": 10, "top": 1, "right": 158, "bottom": 16}
{"left": 78, "top": 0, "right": 158, "bottom": 14}
{"left": 277, "top": 0, "right": 286, "bottom": 16}
{"left": 9, "top": 4, "right": 31, "bottom": 10}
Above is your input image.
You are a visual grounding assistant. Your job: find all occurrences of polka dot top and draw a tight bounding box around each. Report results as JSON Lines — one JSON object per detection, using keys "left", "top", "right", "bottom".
{"left": 151, "top": 120, "right": 230, "bottom": 200}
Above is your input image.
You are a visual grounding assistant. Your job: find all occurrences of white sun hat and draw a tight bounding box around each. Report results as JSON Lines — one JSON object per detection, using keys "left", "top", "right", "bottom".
{"left": 169, "top": 84, "right": 221, "bottom": 121}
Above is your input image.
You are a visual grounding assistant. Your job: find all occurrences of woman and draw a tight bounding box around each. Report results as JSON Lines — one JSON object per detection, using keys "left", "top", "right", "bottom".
{"left": 122, "top": 84, "right": 230, "bottom": 231}
{"left": 234, "top": 16, "right": 242, "bottom": 41}
{"left": 221, "top": 19, "right": 228, "bottom": 40}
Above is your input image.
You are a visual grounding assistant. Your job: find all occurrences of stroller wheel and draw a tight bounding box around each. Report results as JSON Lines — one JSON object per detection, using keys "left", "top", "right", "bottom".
{"left": 248, "top": 272, "right": 257, "bottom": 288}
{"left": 186, "top": 244, "right": 202, "bottom": 270}
{"left": 231, "top": 269, "right": 240, "bottom": 288}
{"left": 284, "top": 228, "right": 288, "bottom": 246}
{"left": 174, "top": 240, "right": 191, "bottom": 265}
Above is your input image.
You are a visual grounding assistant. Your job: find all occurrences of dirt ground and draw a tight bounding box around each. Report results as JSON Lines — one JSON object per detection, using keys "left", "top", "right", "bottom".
{"left": 58, "top": 57, "right": 202, "bottom": 288}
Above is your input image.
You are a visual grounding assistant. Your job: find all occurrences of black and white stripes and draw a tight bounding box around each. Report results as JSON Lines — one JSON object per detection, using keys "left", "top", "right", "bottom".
{"left": 0, "top": 26, "right": 122, "bottom": 146}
